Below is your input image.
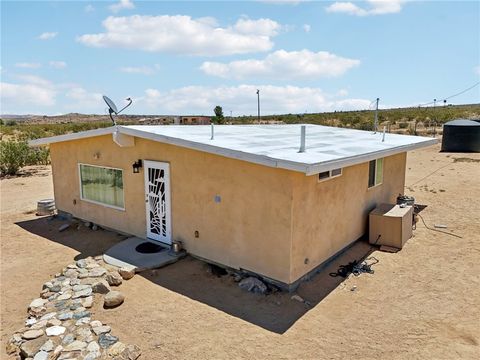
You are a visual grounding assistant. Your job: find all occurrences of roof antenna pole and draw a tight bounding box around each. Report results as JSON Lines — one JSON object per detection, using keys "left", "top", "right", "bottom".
{"left": 382, "top": 126, "right": 386, "bottom": 142}
{"left": 299, "top": 125, "right": 306, "bottom": 153}
{"left": 374, "top": 97, "right": 380, "bottom": 133}
{"left": 210, "top": 123, "right": 214, "bottom": 140}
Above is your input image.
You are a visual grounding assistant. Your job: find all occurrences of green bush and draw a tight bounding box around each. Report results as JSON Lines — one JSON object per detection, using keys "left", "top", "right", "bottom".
{"left": 0, "top": 141, "right": 50, "bottom": 176}
{"left": 0, "top": 141, "right": 29, "bottom": 175}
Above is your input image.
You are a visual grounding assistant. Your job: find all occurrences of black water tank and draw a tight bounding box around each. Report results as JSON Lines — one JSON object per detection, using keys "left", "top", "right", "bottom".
{"left": 441, "top": 119, "right": 480, "bottom": 152}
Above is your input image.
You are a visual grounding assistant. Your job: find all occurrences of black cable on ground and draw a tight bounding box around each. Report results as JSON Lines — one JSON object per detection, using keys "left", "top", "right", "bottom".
{"left": 417, "top": 213, "right": 463, "bottom": 238}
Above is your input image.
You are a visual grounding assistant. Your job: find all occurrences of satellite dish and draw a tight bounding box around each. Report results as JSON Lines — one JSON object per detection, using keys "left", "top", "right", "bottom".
{"left": 102, "top": 95, "right": 133, "bottom": 126}
{"left": 103, "top": 95, "right": 118, "bottom": 114}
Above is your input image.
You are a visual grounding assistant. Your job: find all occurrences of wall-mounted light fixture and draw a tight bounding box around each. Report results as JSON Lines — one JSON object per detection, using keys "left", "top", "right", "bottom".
{"left": 132, "top": 159, "right": 143, "bottom": 173}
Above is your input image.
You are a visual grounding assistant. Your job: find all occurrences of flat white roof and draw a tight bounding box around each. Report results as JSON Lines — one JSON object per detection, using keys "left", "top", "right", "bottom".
{"left": 30, "top": 124, "right": 437, "bottom": 175}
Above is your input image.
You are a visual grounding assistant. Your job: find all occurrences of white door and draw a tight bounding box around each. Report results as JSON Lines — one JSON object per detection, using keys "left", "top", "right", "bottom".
{"left": 144, "top": 160, "right": 172, "bottom": 244}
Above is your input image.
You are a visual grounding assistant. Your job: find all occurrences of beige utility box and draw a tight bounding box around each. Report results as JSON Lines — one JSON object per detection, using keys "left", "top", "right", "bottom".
{"left": 369, "top": 203, "right": 413, "bottom": 249}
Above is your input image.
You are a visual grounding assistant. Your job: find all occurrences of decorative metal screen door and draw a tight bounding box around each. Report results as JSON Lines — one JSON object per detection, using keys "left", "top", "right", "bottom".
{"left": 143, "top": 161, "right": 172, "bottom": 244}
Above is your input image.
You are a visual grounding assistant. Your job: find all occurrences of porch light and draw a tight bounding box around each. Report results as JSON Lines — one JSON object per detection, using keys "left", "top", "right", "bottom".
{"left": 132, "top": 159, "right": 143, "bottom": 173}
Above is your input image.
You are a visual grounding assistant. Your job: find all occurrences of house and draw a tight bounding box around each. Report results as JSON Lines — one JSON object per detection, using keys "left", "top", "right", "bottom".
{"left": 177, "top": 116, "right": 211, "bottom": 125}
{"left": 30, "top": 124, "right": 436, "bottom": 290}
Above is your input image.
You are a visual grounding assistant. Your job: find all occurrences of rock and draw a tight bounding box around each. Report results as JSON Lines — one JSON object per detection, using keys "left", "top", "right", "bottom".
{"left": 57, "top": 312, "right": 73, "bottom": 320}
{"left": 76, "top": 327, "right": 94, "bottom": 342}
{"left": 42, "top": 282, "right": 53, "bottom": 290}
{"left": 72, "top": 284, "right": 90, "bottom": 292}
{"left": 20, "top": 336, "right": 46, "bottom": 358}
{"left": 84, "top": 222, "right": 91, "bottom": 228}
{"left": 26, "top": 318, "right": 37, "bottom": 326}
{"left": 121, "top": 344, "right": 142, "bottom": 360}
{"left": 40, "top": 339, "right": 54, "bottom": 352}
{"left": 291, "top": 294, "right": 304, "bottom": 303}
{"left": 105, "top": 272, "right": 123, "bottom": 286}
{"left": 72, "top": 310, "right": 90, "bottom": 320}
{"left": 92, "top": 224, "right": 98, "bottom": 231}
{"left": 118, "top": 267, "right": 135, "bottom": 280}
{"left": 58, "top": 223, "right": 70, "bottom": 232}
{"left": 50, "top": 285, "right": 62, "bottom": 292}
{"left": 70, "top": 278, "right": 81, "bottom": 286}
{"left": 76, "top": 259, "right": 88, "bottom": 268}
{"left": 22, "top": 329, "right": 45, "bottom": 340}
{"left": 75, "top": 317, "right": 91, "bottom": 326}
{"left": 351, "top": 285, "right": 357, "bottom": 292}
{"left": 238, "top": 277, "right": 268, "bottom": 294}
{"left": 87, "top": 341, "right": 100, "bottom": 353}
{"left": 92, "top": 325, "right": 111, "bottom": 336}
{"left": 31, "top": 320, "right": 48, "bottom": 329}
{"left": 62, "top": 334, "right": 75, "bottom": 345}
{"left": 56, "top": 293, "right": 72, "bottom": 301}
{"left": 10, "top": 333, "right": 23, "bottom": 345}
{"left": 46, "top": 326, "right": 66, "bottom": 336}
{"left": 104, "top": 291, "right": 125, "bottom": 308}
{"left": 98, "top": 333, "right": 118, "bottom": 348}
{"left": 40, "top": 312, "right": 57, "bottom": 321}
{"left": 89, "top": 267, "right": 107, "bottom": 278}
{"left": 92, "top": 280, "right": 110, "bottom": 294}
{"left": 47, "top": 318, "right": 61, "bottom": 327}
{"left": 82, "top": 296, "right": 93, "bottom": 308}
{"left": 53, "top": 345, "right": 63, "bottom": 357}
{"left": 29, "top": 298, "right": 47, "bottom": 309}
{"left": 72, "top": 287, "right": 92, "bottom": 299}
{"left": 67, "top": 264, "right": 78, "bottom": 269}
{"left": 5, "top": 341, "right": 18, "bottom": 355}
{"left": 63, "top": 340, "right": 87, "bottom": 352}
{"left": 33, "top": 350, "right": 49, "bottom": 360}
{"left": 107, "top": 341, "right": 126, "bottom": 357}
{"left": 85, "top": 351, "right": 100, "bottom": 360}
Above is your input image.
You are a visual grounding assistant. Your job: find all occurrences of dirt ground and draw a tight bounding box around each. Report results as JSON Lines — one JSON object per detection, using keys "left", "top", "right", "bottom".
{"left": 1, "top": 143, "right": 479, "bottom": 360}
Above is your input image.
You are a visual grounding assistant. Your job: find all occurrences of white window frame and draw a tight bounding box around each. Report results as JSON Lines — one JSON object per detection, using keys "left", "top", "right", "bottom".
{"left": 317, "top": 168, "right": 343, "bottom": 183}
{"left": 368, "top": 158, "right": 384, "bottom": 189}
{"left": 78, "top": 163, "right": 126, "bottom": 211}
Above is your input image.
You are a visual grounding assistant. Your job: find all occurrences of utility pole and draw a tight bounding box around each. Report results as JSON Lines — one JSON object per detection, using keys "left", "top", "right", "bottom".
{"left": 256, "top": 89, "right": 260, "bottom": 122}
{"left": 374, "top": 97, "right": 380, "bottom": 133}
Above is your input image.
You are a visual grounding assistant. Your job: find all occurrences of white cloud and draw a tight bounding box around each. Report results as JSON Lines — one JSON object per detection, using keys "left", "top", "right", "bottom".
{"left": 38, "top": 32, "right": 58, "bottom": 40}
{"left": 0, "top": 75, "right": 56, "bottom": 108}
{"left": 200, "top": 50, "right": 360, "bottom": 80}
{"left": 140, "top": 84, "right": 371, "bottom": 115}
{"left": 109, "top": 0, "right": 135, "bottom": 13}
{"left": 326, "top": 0, "right": 404, "bottom": 16}
{"left": 49, "top": 61, "right": 67, "bottom": 69}
{"left": 65, "top": 87, "right": 103, "bottom": 110}
{"left": 77, "top": 15, "right": 281, "bottom": 56}
{"left": 119, "top": 65, "right": 160, "bottom": 75}
{"left": 85, "top": 4, "right": 95, "bottom": 13}
{"left": 303, "top": 24, "right": 311, "bottom": 33}
{"left": 15, "top": 62, "right": 42, "bottom": 69}
{"left": 475, "top": 66, "right": 480, "bottom": 76}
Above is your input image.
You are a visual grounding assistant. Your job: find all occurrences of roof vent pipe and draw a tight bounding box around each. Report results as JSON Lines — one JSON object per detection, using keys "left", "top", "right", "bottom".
{"left": 382, "top": 126, "right": 386, "bottom": 142}
{"left": 210, "top": 123, "right": 214, "bottom": 140}
{"left": 299, "top": 125, "right": 306, "bottom": 152}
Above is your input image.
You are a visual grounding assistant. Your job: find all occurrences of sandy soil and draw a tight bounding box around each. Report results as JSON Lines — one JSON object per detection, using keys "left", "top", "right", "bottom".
{"left": 1, "top": 144, "right": 479, "bottom": 360}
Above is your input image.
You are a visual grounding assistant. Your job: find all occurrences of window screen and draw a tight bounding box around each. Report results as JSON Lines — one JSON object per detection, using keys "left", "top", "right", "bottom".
{"left": 319, "top": 171, "right": 330, "bottom": 180}
{"left": 79, "top": 164, "right": 124, "bottom": 208}
{"left": 368, "top": 159, "right": 383, "bottom": 188}
{"left": 331, "top": 168, "right": 342, "bottom": 177}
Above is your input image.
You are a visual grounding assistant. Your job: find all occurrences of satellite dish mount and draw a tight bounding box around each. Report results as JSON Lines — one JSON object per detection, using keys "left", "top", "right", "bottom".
{"left": 103, "top": 95, "right": 132, "bottom": 126}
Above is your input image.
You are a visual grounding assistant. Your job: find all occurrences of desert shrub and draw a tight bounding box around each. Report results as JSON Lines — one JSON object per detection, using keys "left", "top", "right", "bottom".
{"left": 26, "top": 146, "right": 50, "bottom": 166}
{"left": 0, "top": 141, "right": 50, "bottom": 176}
{"left": 398, "top": 122, "right": 408, "bottom": 129}
{"left": 0, "top": 141, "right": 29, "bottom": 175}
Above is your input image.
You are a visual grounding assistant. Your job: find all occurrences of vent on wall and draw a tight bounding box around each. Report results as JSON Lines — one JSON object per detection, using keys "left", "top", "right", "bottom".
{"left": 318, "top": 168, "right": 342, "bottom": 182}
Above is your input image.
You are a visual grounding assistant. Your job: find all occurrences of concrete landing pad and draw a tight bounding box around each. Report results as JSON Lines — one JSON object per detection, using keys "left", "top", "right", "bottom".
{"left": 103, "top": 237, "right": 186, "bottom": 272}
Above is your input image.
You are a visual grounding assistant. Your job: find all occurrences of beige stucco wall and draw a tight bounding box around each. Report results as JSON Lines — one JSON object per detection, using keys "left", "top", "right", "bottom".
{"left": 50, "top": 135, "right": 294, "bottom": 283}
{"left": 50, "top": 134, "right": 407, "bottom": 286}
{"left": 289, "top": 152, "right": 406, "bottom": 283}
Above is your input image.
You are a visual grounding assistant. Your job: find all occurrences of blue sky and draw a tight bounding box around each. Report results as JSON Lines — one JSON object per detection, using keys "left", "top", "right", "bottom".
{"left": 1, "top": 0, "right": 479, "bottom": 116}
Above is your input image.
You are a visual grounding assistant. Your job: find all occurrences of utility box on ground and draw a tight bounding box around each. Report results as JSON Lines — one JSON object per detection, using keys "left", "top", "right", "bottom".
{"left": 369, "top": 203, "right": 413, "bottom": 249}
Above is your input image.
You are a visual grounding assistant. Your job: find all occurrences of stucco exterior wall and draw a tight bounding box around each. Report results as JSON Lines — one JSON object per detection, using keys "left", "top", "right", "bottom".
{"left": 49, "top": 134, "right": 407, "bottom": 286}
{"left": 289, "top": 152, "right": 407, "bottom": 283}
{"left": 50, "top": 135, "right": 294, "bottom": 283}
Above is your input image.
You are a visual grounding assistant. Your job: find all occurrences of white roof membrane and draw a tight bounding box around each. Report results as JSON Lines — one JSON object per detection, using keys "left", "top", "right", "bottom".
{"left": 30, "top": 124, "right": 437, "bottom": 175}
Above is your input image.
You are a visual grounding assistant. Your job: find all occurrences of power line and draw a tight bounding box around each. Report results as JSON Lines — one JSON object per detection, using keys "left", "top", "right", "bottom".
{"left": 418, "top": 81, "right": 480, "bottom": 107}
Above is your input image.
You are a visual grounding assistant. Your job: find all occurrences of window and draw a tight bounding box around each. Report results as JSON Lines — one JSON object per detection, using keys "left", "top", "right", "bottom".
{"left": 368, "top": 158, "right": 384, "bottom": 188}
{"left": 318, "top": 168, "right": 342, "bottom": 182}
{"left": 79, "top": 164, "right": 124, "bottom": 209}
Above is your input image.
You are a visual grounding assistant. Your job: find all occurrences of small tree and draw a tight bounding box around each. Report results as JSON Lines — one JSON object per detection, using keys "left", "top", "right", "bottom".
{"left": 212, "top": 105, "right": 225, "bottom": 124}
